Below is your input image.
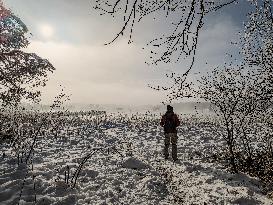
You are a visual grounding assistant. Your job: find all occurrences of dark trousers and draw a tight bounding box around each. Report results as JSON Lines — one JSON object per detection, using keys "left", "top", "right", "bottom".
{"left": 164, "top": 133, "right": 177, "bottom": 160}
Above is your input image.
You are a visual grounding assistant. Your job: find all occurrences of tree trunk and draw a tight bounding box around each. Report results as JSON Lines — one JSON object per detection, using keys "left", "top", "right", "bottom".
{"left": 227, "top": 131, "right": 238, "bottom": 173}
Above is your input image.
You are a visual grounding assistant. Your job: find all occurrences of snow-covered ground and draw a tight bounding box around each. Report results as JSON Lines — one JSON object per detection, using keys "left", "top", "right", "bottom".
{"left": 0, "top": 112, "right": 272, "bottom": 205}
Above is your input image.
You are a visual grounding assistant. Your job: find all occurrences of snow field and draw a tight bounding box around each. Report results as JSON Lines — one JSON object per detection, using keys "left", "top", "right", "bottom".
{"left": 0, "top": 111, "right": 272, "bottom": 204}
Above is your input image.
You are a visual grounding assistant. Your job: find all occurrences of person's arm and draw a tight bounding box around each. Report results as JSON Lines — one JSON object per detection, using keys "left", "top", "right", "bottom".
{"left": 174, "top": 114, "right": 180, "bottom": 127}
{"left": 160, "top": 115, "right": 165, "bottom": 127}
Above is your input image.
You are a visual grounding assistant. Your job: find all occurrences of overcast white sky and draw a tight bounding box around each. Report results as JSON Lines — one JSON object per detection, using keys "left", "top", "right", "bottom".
{"left": 4, "top": 0, "right": 250, "bottom": 105}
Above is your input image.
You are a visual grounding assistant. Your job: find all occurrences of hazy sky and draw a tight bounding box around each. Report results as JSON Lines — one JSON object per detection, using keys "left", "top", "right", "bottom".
{"left": 4, "top": 0, "right": 251, "bottom": 105}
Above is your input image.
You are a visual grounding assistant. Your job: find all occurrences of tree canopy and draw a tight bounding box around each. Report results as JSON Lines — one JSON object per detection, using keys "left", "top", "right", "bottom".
{"left": 0, "top": 2, "right": 55, "bottom": 107}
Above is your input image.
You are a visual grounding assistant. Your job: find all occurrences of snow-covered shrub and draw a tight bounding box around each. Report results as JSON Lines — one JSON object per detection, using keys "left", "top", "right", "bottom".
{"left": 199, "top": 64, "right": 273, "bottom": 193}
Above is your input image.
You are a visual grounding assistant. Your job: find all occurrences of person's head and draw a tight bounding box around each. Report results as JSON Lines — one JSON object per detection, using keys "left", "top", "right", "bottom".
{"left": 167, "top": 105, "right": 173, "bottom": 112}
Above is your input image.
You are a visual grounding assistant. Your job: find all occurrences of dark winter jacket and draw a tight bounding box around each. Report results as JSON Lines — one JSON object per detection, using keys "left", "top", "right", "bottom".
{"left": 160, "top": 111, "right": 180, "bottom": 134}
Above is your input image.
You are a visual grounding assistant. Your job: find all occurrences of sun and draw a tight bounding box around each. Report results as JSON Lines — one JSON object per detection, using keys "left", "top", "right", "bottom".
{"left": 39, "top": 24, "right": 54, "bottom": 39}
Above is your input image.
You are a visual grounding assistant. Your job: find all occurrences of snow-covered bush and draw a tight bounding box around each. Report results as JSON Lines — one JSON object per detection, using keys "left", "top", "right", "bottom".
{"left": 198, "top": 64, "right": 273, "bottom": 193}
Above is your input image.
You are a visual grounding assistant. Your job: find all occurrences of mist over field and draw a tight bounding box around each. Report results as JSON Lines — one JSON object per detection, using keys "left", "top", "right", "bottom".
{"left": 20, "top": 102, "right": 212, "bottom": 114}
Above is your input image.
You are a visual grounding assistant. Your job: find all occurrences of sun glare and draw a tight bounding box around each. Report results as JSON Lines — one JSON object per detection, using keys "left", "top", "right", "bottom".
{"left": 39, "top": 24, "right": 54, "bottom": 39}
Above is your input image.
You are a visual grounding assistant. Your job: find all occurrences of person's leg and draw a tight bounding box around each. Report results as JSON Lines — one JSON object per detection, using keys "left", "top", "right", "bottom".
{"left": 171, "top": 133, "right": 178, "bottom": 160}
{"left": 164, "top": 134, "right": 170, "bottom": 159}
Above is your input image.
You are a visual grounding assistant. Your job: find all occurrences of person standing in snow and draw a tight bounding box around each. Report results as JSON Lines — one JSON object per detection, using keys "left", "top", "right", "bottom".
{"left": 160, "top": 105, "right": 180, "bottom": 161}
